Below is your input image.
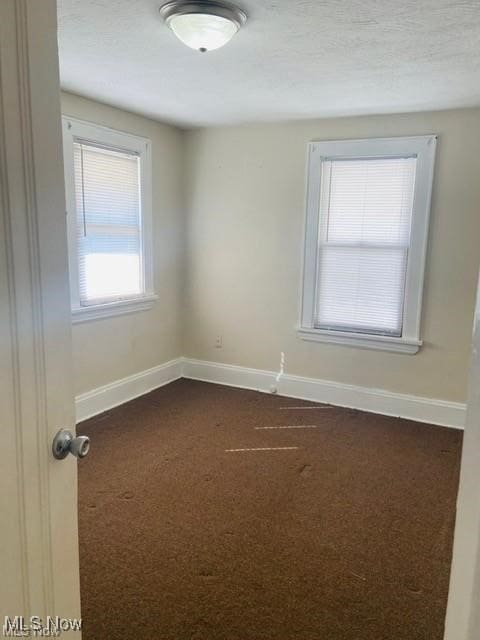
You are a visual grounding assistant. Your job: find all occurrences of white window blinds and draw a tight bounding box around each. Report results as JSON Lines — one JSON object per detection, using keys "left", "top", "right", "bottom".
{"left": 73, "top": 141, "right": 143, "bottom": 306}
{"left": 315, "top": 156, "right": 417, "bottom": 336}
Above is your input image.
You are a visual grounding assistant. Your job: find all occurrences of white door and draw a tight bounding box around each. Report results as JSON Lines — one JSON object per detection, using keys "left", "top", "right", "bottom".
{"left": 0, "top": 0, "right": 81, "bottom": 635}
{"left": 444, "top": 271, "right": 480, "bottom": 639}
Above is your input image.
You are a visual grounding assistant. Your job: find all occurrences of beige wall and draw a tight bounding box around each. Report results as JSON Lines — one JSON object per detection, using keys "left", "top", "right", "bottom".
{"left": 61, "top": 92, "right": 185, "bottom": 395}
{"left": 62, "top": 97, "right": 480, "bottom": 404}
{"left": 184, "top": 108, "right": 480, "bottom": 403}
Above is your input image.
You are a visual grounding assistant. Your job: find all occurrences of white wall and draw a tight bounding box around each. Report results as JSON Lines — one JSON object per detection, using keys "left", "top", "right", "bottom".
{"left": 61, "top": 92, "right": 185, "bottom": 396}
{"left": 184, "top": 108, "right": 480, "bottom": 403}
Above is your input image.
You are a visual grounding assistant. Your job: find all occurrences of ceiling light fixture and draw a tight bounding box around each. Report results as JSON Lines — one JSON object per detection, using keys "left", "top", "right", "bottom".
{"left": 159, "top": 1, "right": 247, "bottom": 52}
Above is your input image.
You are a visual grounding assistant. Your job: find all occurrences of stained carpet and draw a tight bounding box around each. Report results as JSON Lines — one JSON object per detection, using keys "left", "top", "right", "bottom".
{"left": 77, "top": 379, "right": 462, "bottom": 640}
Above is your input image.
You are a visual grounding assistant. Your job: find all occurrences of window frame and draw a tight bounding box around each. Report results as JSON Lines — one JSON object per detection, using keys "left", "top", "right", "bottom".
{"left": 62, "top": 116, "right": 156, "bottom": 323}
{"left": 298, "top": 135, "right": 437, "bottom": 354}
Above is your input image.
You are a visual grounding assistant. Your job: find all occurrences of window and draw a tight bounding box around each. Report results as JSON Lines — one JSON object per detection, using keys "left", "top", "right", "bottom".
{"left": 299, "top": 136, "right": 437, "bottom": 353}
{"left": 62, "top": 117, "right": 155, "bottom": 322}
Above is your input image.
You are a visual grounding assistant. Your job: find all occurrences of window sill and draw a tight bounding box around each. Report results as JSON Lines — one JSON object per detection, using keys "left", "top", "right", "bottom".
{"left": 297, "top": 327, "right": 421, "bottom": 354}
{"left": 72, "top": 294, "right": 158, "bottom": 324}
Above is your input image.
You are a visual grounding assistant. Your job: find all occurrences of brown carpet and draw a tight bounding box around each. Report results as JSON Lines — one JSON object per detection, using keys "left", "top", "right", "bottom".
{"left": 77, "top": 379, "right": 462, "bottom": 640}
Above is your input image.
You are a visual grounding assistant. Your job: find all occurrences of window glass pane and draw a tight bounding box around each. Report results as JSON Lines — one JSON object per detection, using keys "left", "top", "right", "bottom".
{"left": 316, "top": 155, "right": 417, "bottom": 336}
{"left": 78, "top": 234, "right": 141, "bottom": 302}
{"left": 323, "top": 157, "right": 417, "bottom": 245}
{"left": 315, "top": 245, "right": 408, "bottom": 336}
{"left": 73, "top": 142, "right": 142, "bottom": 305}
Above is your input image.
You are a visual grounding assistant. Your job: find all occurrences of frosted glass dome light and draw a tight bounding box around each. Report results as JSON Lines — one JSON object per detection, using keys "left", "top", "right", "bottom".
{"left": 160, "top": 1, "right": 247, "bottom": 52}
{"left": 169, "top": 13, "right": 238, "bottom": 51}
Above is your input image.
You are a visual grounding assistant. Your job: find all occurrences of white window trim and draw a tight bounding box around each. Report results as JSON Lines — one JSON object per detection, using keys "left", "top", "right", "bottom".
{"left": 62, "top": 116, "right": 155, "bottom": 322}
{"left": 71, "top": 293, "right": 158, "bottom": 324}
{"left": 298, "top": 135, "right": 437, "bottom": 354}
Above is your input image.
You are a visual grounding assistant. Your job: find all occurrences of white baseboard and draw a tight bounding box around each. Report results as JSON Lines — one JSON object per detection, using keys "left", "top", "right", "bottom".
{"left": 75, "top": 358, "right": 183, "bottom": 423}
{"left": 75, "top": 356, "right": 466, "bottom": 429}
{"left": 182, "top": 358, "right": 466, "bottom": 430}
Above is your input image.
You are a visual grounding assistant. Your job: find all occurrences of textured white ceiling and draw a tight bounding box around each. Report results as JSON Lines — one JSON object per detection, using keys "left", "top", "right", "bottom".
{"left": 57, "top": 0, "right": 480, "bottom": 128}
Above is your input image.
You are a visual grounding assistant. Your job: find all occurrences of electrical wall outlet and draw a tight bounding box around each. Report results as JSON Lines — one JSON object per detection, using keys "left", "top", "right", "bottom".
{"left": 215, "top": 335, "right": 222, "bottom": 348}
